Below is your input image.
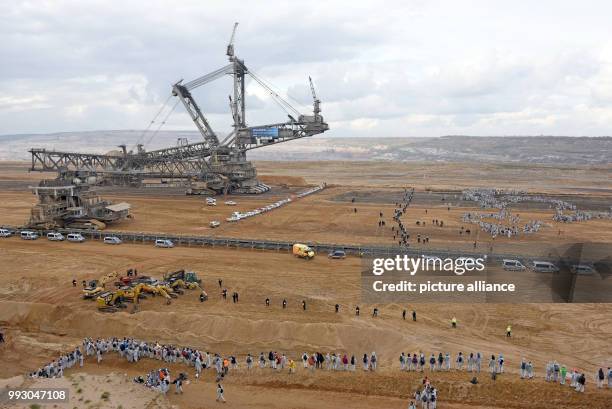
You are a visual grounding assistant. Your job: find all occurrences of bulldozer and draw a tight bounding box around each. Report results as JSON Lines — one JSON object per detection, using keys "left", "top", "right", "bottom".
{"left": 96, "top": 290, "right": 128, "bottom": 313}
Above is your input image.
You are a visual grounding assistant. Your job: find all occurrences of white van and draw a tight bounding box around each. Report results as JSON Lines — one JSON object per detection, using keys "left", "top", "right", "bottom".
{"left": 155, "top": 239, "right": 174, "bottom": 248}
{"left": 20, "top": 231, "right": 39, "bottom": 240}
{"left": 502, "top": 259, "right": 526, "bottom": 271}
{"left": 103, "top": 236, "right": 122, "bottom": 245}
{"left": 0, "top": 228, "right": 13, "bottom": 237}
{"left": 47, "top": 232, "right": 65, "bottom": 241}
{"left": 530, "top": 261, "right": 559, "bottom": 273}
{"left": 67, "top": 233, "right": 85, "bottom": 242}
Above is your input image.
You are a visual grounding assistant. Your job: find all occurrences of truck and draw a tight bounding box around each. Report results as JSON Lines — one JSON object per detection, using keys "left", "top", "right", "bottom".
{"left": 292, "top": 243, "right": 315, "bottom": 260}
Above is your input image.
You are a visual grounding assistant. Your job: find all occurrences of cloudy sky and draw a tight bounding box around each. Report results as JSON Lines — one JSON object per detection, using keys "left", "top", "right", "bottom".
{"left": 1, "top": 0, "right": 611, "bottom": 137}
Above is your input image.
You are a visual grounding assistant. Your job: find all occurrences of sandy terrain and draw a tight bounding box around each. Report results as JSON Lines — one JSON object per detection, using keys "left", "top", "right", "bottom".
{"left": 1, "top": 160, "right": 611, "bottom": 254}
{"left": 0, "top": 160, "right": 611, "bottom": 408}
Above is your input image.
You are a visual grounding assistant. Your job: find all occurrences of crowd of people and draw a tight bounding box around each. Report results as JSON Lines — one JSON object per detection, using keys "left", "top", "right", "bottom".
{"left": 461, "top": 188, "right": 576, "bottom": 211}
{"left": 554, "top": 208, "right": 612, "bottom": 223}
{"left": 411, "top": 378, "right": 439, "bottom": 409}
{"left": 27, "top": 337, "right": 383, "bottom": 403}
{"left": 134, "top": 368, "right": 187, "bottom": 395}
{"left": 461, "top": 188, "right": 611, "bottom": 237}
{"left": 461, "top": 210, "right": 545, "bottom": 239}
{"left": 24, "top": 335, "right": 612, "bottom": 406}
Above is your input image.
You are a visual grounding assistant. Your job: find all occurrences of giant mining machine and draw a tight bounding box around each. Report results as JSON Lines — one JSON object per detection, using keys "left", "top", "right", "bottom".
{"left": 29, "top": 23, "right": 329, "bottom": 195}
{"left": 27, "top": 179, "right": 131, "bottom": 230}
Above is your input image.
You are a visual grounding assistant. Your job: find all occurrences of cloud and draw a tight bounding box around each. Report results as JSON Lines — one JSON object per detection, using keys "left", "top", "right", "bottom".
{"left": 1, "top": 0, "right": 612, "bottom": 138}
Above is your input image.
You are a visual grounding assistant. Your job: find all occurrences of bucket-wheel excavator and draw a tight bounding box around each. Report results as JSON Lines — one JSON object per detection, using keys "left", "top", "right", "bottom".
{"left": 28, "top": 23, "right": 329, "bottom": 195}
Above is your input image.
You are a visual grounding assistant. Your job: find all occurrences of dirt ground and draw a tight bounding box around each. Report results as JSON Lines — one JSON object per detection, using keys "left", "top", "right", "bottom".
{"left": 0, "top": 162, "right": 611, "bottom": 256}
{"left": 0, "top": 160, "right": 611, "bottom": 408}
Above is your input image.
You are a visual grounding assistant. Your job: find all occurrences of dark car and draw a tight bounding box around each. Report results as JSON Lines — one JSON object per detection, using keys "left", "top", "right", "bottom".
{"left": 328, "top": 250, "right": 346, "bottom": 259}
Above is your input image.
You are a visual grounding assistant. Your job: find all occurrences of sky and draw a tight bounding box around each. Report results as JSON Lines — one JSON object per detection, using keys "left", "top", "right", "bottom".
{"left": 1, "top": 0, "right": 612, "bottom": 138}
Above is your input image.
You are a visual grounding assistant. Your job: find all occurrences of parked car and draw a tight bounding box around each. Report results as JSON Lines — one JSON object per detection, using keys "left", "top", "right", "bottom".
{"left": 225, "top": 201, "right": 237, "bottom": 206}
{"left": 67, "top": 233, "right": 85, "bottom": 242}
{"left": 571, "top": 264, "right": 596, "bottom": 275}
{"left": 328, "top": 250, "right": 346, "bottom": 259}
{"left": 20, "top": 230, "right": 39, "bottom": 240}
{"left": 103, "top": 236, "right": 122, "bottom": 245}
{"left": 209, "top": 221, "right": 221, "bottom": 228}
{"left": 155, "top": 239, "right": 174, "bottom": 248}
{"left": 0, "top": 228, "right": 13, "bottom": 237}
{"left": 502, "top": 259, "right": 526, "bottom": 271}
{"left": 206, "top": 198, "right": 217, "bottom": 206}
{"left": 47, "top": 232, "right": 65, "bottom": 241}
{"left": 530, "top": 261, "right": 559, "bottom": 273}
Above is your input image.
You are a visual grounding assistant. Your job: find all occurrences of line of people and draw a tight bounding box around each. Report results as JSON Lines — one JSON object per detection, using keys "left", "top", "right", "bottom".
{"left": 539, "top": 360, "right": 612, "bottom": 393}
{"left": 392, "top": 187, "right": 414, "bottom": 248}
{"left": 398, "top": 352, "right": 505, "bottom": 374}
{"left": 27, "top": 336, "right": 612, "bottom": 404}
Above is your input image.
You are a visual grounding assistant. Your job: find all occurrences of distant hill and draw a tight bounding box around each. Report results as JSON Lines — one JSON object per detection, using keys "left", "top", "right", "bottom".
{"left": 0, "top": 131, "right": 610, "bottom": 165}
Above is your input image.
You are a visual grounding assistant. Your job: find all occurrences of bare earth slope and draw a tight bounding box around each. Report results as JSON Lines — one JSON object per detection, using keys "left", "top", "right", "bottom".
{"left": 0, "top": 160, "right": 611, "bottom": 408}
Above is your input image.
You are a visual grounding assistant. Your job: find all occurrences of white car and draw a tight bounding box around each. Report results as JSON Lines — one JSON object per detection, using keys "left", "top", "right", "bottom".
{"left": 155, "top": 239, "right": 174, "bottom": 248}
{"left": 0, "top": 228, "right": 13, "bottom": 237}
{"left": 103, "top": 236, "right": 122, "bottom": 245}
{"left": 209, "top": 221, "right": 221, "bottom": 228}
{"left": 502, "top": 259, "right": 526, "bottom": 271}
{"left": 225, "top": 201, "right": 237, "bottom": 206}
{"left": 20, "top": 231, "right": 39, "bottom": 240}
{"left": 47, "top": 232, "right": 65, "bottom": 241}
{"left": 67, "top": 233, "right": 85, "bottom": 242}
{"left": 206, "top": 198, "right": 217, "bottom": 206}
{"left": 530, "top": 261, "right": 559, "bottom": 273}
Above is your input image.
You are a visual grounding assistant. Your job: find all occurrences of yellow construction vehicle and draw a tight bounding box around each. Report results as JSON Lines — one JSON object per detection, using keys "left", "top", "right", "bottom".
{"left": 167, "top": 279, "right": 186, "bottom": 295}
{"left": 119, "top": 284, "right": 149, "bottom": 303}
{"left": 96, "top": 290, "right": 128, "bottom": 312}
{"left": 156, "top": 283, "right": 179, "bottom": 298}
{"left": 82, "top": 272, "right": 119, "bottom": 299}
{"left": 83, "top": 280, "right": 104, "bottom": 299}
{"left": 140, "top": 283, "right": 172, "bottom": 305}
{"left": 293, "top": 243, "right": 315, "bottom": 259}
{"left": 100, "top": 271, "right": 119, "bottom": 287}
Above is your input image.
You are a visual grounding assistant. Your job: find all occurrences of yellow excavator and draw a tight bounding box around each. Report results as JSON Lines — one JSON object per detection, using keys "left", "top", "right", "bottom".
{"left": 140, "top": 283, "right": 173, "bottom": 305}
{"left": 155, "top": 283, "right": 179, "bottom": 299}
{"left": 96, "top": 290, "right": 128, "bottom": 312}
{"left": 168, "top": 278, "right": 208, "bottom": 301}
{"left": 83, "top": 272, "right": 119, "bottom": 299}
{"left": 119, "top": 284, "right": 148, "bottom": 303}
